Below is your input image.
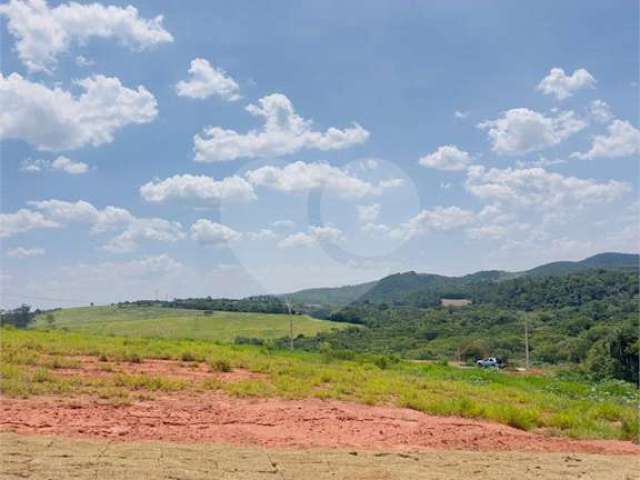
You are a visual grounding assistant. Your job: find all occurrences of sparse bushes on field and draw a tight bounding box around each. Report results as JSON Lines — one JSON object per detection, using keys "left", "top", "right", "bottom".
{"left": 208, "top": 358, "right": 232, "bottom": 372}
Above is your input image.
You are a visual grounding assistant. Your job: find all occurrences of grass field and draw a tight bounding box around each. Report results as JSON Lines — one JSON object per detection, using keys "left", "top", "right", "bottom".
{"left": 31, "top": 306, "right": 347, "bottom": 343}
{"left": 1, "top": 328, "right": 637, "bottom": 441}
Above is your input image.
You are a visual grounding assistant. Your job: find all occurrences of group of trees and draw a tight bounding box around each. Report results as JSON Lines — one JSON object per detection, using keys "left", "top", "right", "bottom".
{"left": 119, "top": 295, "right": 291, "bottom": 314}
{"left": 0, "top": 304, "right": 37, "bottom": 328}
{"left": 291, "top": 269, "right": 639, "bottom": 383}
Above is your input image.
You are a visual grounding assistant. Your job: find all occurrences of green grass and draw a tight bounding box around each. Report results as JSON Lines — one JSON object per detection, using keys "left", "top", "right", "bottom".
{"left": 32, "top": 306, "right": 347, "bottom": 343}
{"left": 1, "top": 327, "right": 638, "bottom": 442}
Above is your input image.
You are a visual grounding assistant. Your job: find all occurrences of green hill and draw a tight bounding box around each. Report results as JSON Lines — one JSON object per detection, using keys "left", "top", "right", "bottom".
{"left": 284, "top": 253, "right": 638, "bottom": 309}
{"left": 32, "top": 306, "right": 348, "bottom": 343}
{"left": 283, "top": 281, "right": 377, "bottom": 307}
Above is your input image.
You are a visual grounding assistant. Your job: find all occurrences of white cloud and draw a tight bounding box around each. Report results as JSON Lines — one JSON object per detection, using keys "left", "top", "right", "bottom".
{"left": 21, "top": 155, "right": 88, "bottom": 174}
{"left": 454, "top": 110, "right": 469, "bottom": 119}
{"left": 392, "top": 206, "right": 475, "bottom": 240}
{"left": 246, "top": 229, "right": 277, "bottom": 241}
{"left": 515, "top": 156, "right": 566, "bottom": 168}
{"left": 50, "top": 155, "right": 88, "bottom": 174}
{"left": 75, "top": 55, "right": 95, "bottom": 67}
{"left": 0, "top": 73, "right": 157, "bottom": 151}
{"left": 0, "top": 0, "right": 173, "bottom": 73}
{"left": 176, "top": 58, "right": 241, "bottom": 101}
{"left": 589, "top": 100, "right": 614, "bottom": 124}
{"left": 357, "top": 203, "right": 381, "bottom": 223}
{"left": 246, "top": 161, "right": 383, "bottom": 198}
{"left": 24, "top": 199, "right": 184, "bottom": 251}
{"left": 377, "top": 178, "right": 405, "bottom": 190}
{"left": 419, "top": 145, "right": 471, "bottom": 171}
{"left": 478, "top": 108, "right": 586, "bottom": 155}
{"left": 140, "top": 174, "right": 256, "bottom": 204}
{"left": 193, "top": 93, "right": 369, "bottom": 162}
{"left": 465, "top": 165, "right": 631, "bottom": 208}
{"left": 7, "top": 246, "right": 45, "bottom": 258}
{"left": 103, "top": 218, "right": 185, "bottom": 253}
{"left": 272, "top": 219, "right": 295, "bottom": 229}
{"left": 28, "top": 199, "right": 133, "bottom": 231}
{"left": 537, "top": 67, "right": 596, "bottom": 100}
{"left": 278, "top": 225, "right": 343, "bottom": 248}
{"left": 19, "top": 158, "right": 48, "bottom": 173}
{"left": 278, "top": 232, "right": 316, "bottom": 248}
{"left": 190, "top": 219, "right": 242, "bottom": 245}
{"left": 0, "top": 209, "right": 60, "bottom": 238}
{"left": 571, "top": 120, "right": 640, "bottom": 159}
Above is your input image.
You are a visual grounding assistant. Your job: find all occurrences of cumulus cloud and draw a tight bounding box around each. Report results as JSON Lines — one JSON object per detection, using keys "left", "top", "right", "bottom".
{"left": 465, "top": 165, "right": 631, "bottom": 209}
{"left": 0, "top": 73, "right": 157, "bottom": 151}
{"left": 28, "top": 199, "right": 133, "bottom": 232}
{"left": 278, "top": 225, "right": 343, "bottom": 248}
{"left": 571, "top": 120, "right": 640, "bottom": 159}
{"left": 478, "top": 108, "right": 586, "bottom": 155}
{"left": 7, "top": 246, "right": 45, "bottom": 258}
{"left": 140, "top": 174, "right": 256, "bottom": 204}
{"left": 0, "top": 209, "right": 60, "bottom": 238}
{"left": 20, "top": 155, "right": 88, "bottom": 174}
{"left": 392, "top": 206, "right": 475, "bottom": 240}
{"left": 0, "top": 0, "right": 173, "bottom": 73}
{"left": 537, "top": 67, "right": 596, "bottom": 100}
{"left": 75, "top": 55, "right": 95, "bottom": 67}
{"left": 103, "top": 218, "right": 185, "bottom": 253}
{"left": 246, "top": 229, "right": 277, "bottom": 241}
{"left": 589, "top": 100, "right": 614, "bottom": 124}
{"left": 357, "top": 203, "right": 381, "bottom": 224}
{"left": 419, "top": 145, "right": 471, "bottom": 171}
{"left": 176, "top": 58, "right": 241, "bottom": 101}
{"left": 272, "top": 219, "right": 295, "bottom": 229}
{"left": 193, "top": 93, "right": 369, "bottom": 162}
{"left": 245, "top": 161, "right": 397, "bottom": 199}
{"left": 190, "top": 219, "right": 242, "bottom": 245}
{"left": 454, "top": 110, "right": 469, "bottom": 119}
{"left": 19, "top": 199, "right": 184, "bottom": 251}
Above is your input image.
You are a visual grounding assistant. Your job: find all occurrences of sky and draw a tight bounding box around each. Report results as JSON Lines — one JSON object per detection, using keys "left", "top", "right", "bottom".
{"left": 1, "top": 0, "right": 638, "bottom": 309}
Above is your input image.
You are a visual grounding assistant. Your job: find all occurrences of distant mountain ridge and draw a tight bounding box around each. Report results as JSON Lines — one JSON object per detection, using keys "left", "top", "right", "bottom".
{"left": 284, "top": 252, "right": 638, "bottom": 307}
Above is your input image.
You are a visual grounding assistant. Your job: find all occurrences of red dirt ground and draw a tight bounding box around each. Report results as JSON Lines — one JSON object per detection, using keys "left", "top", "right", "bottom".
{"left": 44, "top": 355, "right": 266, "bottom": 382}
{"left": 1, "top": 392, "right": 638, "bottom": 455}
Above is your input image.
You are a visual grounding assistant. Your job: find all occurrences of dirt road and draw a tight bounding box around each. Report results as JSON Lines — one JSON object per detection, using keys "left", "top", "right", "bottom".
{"left": 1, "top": 432, "right": 638, "bottom": 480}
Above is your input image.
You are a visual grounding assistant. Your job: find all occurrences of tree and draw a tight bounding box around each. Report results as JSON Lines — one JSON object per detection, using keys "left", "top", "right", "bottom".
{"left": 0, "top": 305, "right": 35, "bottom": 328}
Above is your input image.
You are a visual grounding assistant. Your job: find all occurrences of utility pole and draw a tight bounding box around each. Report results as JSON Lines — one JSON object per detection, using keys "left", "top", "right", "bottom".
{"left": 286, "top": 298, "right": 294, "bottom": 351}
{"left": 523, "top": 312, "right": 530, "bottom": 370}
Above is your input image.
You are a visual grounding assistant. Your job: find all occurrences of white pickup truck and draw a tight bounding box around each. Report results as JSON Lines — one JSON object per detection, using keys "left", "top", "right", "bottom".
{"left": 476, "top": 357, "right": 504, "bottom": 369}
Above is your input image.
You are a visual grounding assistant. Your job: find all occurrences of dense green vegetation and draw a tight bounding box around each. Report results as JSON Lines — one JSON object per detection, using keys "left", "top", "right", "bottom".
{"left": 30, "top": 305, "right": 347, "bottom": 343}
{"left": 284, "top": 252, "right": 638, "bottom": 309}
{"left": 1, "top": 328, "right": 637, "bottom": 441}
{"left": 288, "top": 269, "right": 639, "bottom": 384}
{"left": 120, "top": 295, "right": 289, "bottom": 314}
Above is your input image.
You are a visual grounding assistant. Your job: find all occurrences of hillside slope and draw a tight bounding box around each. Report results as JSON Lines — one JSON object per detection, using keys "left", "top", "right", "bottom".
{"left": 286, "top": 253, "right": 638, "bottom": 308}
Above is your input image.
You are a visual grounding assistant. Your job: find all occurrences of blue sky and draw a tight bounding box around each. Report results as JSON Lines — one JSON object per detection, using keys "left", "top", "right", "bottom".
{"left": 1, "top": 0, "right": 638, "bottom": 308}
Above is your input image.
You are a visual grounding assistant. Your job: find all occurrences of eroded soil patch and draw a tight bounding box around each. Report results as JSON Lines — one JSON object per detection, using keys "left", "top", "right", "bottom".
{"left": 1, "top": 392, "right": 638, "bottom": 455}
{"left": 42, "top": 355, "right": 265, "bottom": 382}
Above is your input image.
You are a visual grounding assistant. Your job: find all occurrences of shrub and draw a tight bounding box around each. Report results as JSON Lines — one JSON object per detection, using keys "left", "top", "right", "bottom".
{"left": 181, "top": 351, "right": 196, "bottom": 362}
{"left": 208, "top": 358, "right": 232, "bottom": 372}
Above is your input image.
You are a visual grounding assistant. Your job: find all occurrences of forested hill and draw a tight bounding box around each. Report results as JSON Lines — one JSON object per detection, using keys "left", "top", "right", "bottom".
{"left": 286, "top": 252, "right": 638, "bottom": 308}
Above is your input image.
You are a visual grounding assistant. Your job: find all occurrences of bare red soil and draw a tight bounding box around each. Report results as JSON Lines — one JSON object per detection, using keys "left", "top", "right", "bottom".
{"left": 46, "top": 355, "right": 266, "bottom": 382}
{"left": 1, "top": 392, "right": 638, "bottom": 455}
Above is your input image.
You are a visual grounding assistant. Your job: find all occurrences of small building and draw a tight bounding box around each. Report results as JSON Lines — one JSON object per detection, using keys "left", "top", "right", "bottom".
{"left": 440, "top": 298, "right": 472, "bottom": 307}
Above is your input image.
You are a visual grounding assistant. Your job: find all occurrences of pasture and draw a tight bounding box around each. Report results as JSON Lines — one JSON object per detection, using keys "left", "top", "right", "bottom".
{"left": 31, "top": 306, "right": 347, "bottom": 343}
{"left": 1, "top": 328, "right": 637, "bottom": 442}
